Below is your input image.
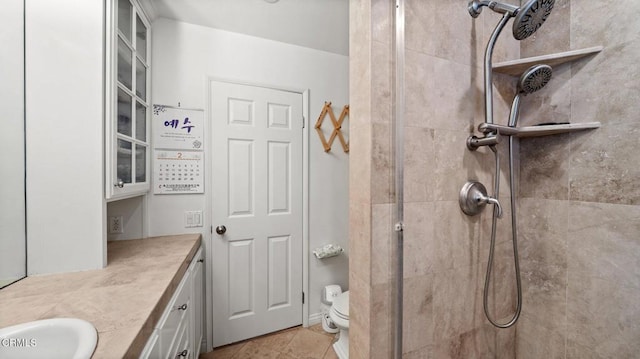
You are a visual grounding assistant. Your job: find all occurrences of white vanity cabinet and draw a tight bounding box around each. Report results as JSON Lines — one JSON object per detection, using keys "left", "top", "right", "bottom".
{"left": 140, "top": 247, "right": 204, "bottom": 359}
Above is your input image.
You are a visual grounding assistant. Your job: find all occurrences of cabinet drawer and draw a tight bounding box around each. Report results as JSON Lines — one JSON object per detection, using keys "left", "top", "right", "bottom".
{"left": 159, "top": 298, "right": 189, "bottom": 354}
{"left": 156, "top": 265, "right": 192, "bottom": 355}
{"left": 168, "top": 322, "right": 190, "bottom": 359}
{"left": 161, "top": 286, "right": 190, "bottom": 332}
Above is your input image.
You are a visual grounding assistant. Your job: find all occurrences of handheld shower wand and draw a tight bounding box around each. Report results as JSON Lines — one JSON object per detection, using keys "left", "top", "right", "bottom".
{"left": 476, "top": 64, "right": 552, "bottom": 329}
{"left": 508, "top": 64, "right": 553, "bottom": 127}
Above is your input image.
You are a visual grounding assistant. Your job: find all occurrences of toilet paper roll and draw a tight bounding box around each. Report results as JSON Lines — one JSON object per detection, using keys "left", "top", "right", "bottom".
{"left": 312, "top": 244, "right": 344, "bottom": 259}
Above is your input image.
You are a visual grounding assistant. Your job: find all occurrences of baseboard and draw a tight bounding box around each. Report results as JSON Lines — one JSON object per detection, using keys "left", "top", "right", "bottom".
{"left": 308, "top": 312, "right": 323, "bottom": 326}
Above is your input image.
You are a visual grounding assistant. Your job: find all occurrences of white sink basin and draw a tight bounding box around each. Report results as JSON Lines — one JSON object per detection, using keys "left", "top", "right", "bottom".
{"left": 0, "top": 318, "right": 97, "bottom": 359}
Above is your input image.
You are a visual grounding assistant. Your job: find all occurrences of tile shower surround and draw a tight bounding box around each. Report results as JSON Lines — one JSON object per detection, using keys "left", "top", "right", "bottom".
{"left": 516, "top": 0, "right": 640, "bottom": 357}
{"left": 350, "top": 0, "right": 639, "bottom": 358}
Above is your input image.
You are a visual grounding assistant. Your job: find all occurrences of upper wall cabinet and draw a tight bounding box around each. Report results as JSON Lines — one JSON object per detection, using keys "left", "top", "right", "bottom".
{"left": 106, "top": 0, "right": 151, "bottom": 200}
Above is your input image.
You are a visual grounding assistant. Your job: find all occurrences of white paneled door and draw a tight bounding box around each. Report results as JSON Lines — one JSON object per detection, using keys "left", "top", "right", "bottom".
{"left": 210, "top": 81, "right": 303, "bottom": 347}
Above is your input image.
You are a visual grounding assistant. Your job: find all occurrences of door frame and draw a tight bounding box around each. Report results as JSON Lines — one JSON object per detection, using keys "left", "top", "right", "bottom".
{"left": 204, "top": 77, "right": 310, "bottom": 351}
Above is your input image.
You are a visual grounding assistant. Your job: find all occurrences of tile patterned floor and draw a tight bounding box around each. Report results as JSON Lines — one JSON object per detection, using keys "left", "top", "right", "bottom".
{"left": 199, "top": 324, "right": 339, "bottom": 359}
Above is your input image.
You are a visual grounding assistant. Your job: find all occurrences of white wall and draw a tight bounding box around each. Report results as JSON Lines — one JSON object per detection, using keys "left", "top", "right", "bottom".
{"left": 149, "top": 18, "right": 349, "bottom": 320}
{"left": 25, "top": 0, "right": 106, "bottom": 274}
{"left": 107, "top": 196, "right": 145, "bottom": 241}
{"left": 0, "top": 0, "right": 26, "bottom": 283}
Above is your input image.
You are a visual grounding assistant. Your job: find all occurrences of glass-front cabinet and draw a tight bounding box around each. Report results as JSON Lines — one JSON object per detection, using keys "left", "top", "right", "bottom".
{"left": 106, "top": 0, "right": 150, "bottom": 199}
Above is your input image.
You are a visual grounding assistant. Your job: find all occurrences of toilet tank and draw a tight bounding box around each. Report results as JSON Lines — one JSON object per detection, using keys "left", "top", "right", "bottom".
{"left": 322, "top": 285, "right": 342, "bottom": 305}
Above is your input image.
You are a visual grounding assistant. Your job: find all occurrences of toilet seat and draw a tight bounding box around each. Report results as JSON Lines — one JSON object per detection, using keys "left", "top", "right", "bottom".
{"left": 331, "top": 308, "right": 349, "bottom": 320}
{"left": 333, "top": 291, "right": 349, "bottom": 316}
{"left": 329, "top": 291, "right": 349, "bottom": 328}
{"left": 330, "top": 291, "right": 350, "bottom": 359}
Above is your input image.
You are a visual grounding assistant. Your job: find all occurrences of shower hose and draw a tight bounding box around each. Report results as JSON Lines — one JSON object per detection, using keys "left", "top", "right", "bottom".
{"left": 484, "top": 137, "right": 522, "bottom": 328}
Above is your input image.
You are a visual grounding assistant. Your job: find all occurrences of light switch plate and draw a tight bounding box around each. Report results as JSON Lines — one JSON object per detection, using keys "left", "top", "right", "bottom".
{"left": 185, "top": 211, "right": 203, "bottom": 228}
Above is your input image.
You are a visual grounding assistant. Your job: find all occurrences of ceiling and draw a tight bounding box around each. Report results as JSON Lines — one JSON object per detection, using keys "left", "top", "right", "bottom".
{"left": 142, "top": 0, "right": 349, "bottom": 56}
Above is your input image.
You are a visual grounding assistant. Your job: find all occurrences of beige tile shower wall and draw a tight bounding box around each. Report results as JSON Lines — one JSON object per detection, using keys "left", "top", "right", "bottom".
{"left": 517, "top": 1, "right": 640, "bottom": 358}
{"left": 350, "top": 0, "right": 524, "bottom": 357}
{"left": 350, "top": 0, "right": 398, "bottom": 357}
{"left": 349, "top": 0, "right": 378, "bottom": 357}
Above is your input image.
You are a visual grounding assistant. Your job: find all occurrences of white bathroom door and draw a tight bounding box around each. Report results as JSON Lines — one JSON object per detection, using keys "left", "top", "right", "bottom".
{"left": 210, "top": 80, "right": 303, "bottom": 347}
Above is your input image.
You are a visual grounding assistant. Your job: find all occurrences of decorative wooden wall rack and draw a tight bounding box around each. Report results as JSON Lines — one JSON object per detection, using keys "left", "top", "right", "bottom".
{"left": 314, "top": 102, "right": 349, "bottom": 153}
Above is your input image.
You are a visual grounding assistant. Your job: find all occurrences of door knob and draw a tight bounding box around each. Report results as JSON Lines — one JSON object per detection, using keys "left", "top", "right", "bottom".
{"left": 215, "top": 225, "right": 227, "bottom": 235}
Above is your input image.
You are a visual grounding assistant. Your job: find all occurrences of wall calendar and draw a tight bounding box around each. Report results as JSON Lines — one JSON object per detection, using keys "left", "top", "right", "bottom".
{"left": 152, "top": 105, "right": 205, "bottom": 194}
{"left": 153, "top": 150, "right": 204, "bottom": 194}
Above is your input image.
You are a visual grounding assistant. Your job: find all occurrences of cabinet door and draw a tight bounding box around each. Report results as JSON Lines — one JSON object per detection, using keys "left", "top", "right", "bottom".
{"left": 107, "top": 0, "right": 150, "bottom": 199}
{"left": 191, "top": 250, "right": 204, "bottom": 357}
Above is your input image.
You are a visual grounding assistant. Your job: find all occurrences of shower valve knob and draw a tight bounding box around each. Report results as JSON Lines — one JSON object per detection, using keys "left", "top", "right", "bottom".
{"left": 459, "top": 181, "right": 503, "bottom": 218}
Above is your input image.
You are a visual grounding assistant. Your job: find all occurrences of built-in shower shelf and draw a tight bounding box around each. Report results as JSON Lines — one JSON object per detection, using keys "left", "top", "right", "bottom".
{"left": 481, "top": 122, "right": 601, "bottom": 138}
{"left": 493, "top": 46, "right": 604, "bottom": 76}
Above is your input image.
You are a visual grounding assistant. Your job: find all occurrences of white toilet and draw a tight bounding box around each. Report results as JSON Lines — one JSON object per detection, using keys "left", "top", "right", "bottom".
{"left": 329, "top": 291, "right": 349, "bottom": 359}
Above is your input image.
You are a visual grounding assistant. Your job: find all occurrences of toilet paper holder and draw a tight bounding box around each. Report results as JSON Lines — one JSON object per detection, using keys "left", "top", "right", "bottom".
{"left": 312, "top": 244, "right": 344, "bottom": 259}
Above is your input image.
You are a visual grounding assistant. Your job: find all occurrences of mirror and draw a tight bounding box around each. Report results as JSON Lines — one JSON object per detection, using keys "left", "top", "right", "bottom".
{"left": 0, "top": 0, "right": 26, "bottom": 288}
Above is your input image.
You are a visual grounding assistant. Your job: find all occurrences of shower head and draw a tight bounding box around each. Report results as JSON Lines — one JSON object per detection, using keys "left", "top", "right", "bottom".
{"left": 512, "top": 0, "right": 555, "bottom": 40}
{"left": 518, "top": 64, "right": 553, "bottom": 94}
{"left": 468, "top": 0, "right": 555, "bottom": 40}
{"left": 508, "top": 64, "right": 552, "bottom": 127}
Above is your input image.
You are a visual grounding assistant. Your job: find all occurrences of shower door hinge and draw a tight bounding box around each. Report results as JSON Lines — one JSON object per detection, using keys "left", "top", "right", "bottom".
{"left": 394, "top": 222, "right": 404, "bottom": 232}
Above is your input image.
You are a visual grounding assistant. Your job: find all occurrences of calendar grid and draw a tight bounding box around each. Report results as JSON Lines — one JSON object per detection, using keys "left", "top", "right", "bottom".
{"left": 153, "top": 150, "right": 204, "bottom": 194}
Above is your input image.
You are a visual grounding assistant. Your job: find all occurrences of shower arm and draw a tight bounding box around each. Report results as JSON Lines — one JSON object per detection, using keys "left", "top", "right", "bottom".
{"left": 483, "top": 13, "right": 512, "bottom": 126}
{"left": 470, "top": 1, "right": 519, "bottom": 17}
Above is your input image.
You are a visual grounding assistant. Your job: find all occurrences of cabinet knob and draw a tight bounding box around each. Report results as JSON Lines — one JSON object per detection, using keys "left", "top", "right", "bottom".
{"left": 176, "top": 349, "right": 188, "bottom": 358}
{"left": 115, "top": 179, "right": 124, "bottom": 188}
{"left": 177, "top": 303, "right": 188, "bottom": 311}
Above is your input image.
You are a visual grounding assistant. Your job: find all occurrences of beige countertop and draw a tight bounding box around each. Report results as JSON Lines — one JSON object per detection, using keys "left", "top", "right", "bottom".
{"left": 0, "top": 234, "right": 201, "bottom": 358}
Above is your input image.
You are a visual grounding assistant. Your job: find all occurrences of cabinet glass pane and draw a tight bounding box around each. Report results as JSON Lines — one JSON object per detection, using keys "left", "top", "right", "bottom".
{"left": 117, "top": 139, "right": 132, "bottom": 184}
{"left": 135, "top": 145, "right": 146, "bottom": 183}
{"left": 136, "top": 59, "right": 146, "bottom": 100}
{"left": 136, "top": 101, "right": 146, "bottom": 141}
{"left": 117, "top": 38, "right": 132, "bottom": 89}
{"left": 117, "top": 0, "right": 132, "bottom": 41}
{"left": 136, "top": 15, "right": 147, "bottom": 61}
{"left": 117, "top": 89, "right": 132, "bottom": 136}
